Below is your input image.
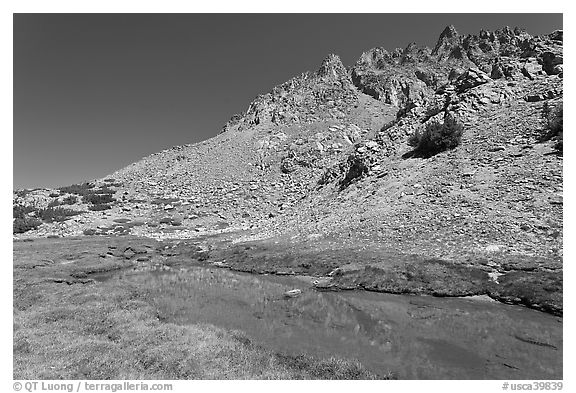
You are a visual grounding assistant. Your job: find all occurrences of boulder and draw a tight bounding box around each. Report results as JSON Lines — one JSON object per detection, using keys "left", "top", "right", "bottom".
{"left": 490, "top": 58, "right": 520, "bottom": 79}
{"left": 540, "top": 51, "right": 563, "bottom": 75}
{"left": 454, "top": 68, "right": 491, "bottom": 92}
{"left": 521, "top": 59, "right": 544, "bottom": 80}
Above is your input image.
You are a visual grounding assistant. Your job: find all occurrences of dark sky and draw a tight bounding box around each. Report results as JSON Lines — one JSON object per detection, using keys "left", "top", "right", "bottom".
{"left": 13, "top": 13, "right": 562, "bottom": 189}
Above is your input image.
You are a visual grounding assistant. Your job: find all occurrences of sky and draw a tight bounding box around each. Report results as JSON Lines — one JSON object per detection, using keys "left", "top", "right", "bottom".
{"left": 13, "top": 13, "right": 563, "bottom": 189}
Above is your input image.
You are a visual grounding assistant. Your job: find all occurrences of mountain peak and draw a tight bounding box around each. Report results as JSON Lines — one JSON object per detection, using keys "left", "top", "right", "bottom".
{"left": 317, "top": 54, "right": 348, "bottom": 80}
{"left": 440, "top": 25, "right": 459, "bottom": 39}
{"left": 432, "top": 25, "right": 461, "bottom": 56}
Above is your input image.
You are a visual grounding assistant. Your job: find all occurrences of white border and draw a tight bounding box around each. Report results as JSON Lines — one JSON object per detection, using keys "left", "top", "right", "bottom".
{"left": 3, "top": 2, "right": 570, "bottom": 392}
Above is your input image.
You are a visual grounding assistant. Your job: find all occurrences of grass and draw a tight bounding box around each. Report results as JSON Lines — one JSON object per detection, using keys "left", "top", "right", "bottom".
{"left": 13, "top": 238, "right": 378, "bottom": 380}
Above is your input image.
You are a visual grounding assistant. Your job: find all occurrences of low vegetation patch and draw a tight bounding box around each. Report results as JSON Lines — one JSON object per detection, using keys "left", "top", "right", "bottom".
{"left": 46, "top": 195, "right": 78, "bottom": 208}
{"left": 83, "top": 193, "right": 116, "bottom": 205}
{"left": 541, "top": 100, "right": 563, "bottom": 151}
{"left": 88, "top": 204, "right": 112, "bottom": 211}
{"left": 13, "top": 205, "right": 83, "bottom": 234}
{"left": 58, "top": 182, "right": 95, "bottom": 196}
{"left": 37, "top": 207, "right": 83, "bottom": 223}
{"left": 408, "top": 113, "right": 464, "bottom": 157}
{"left": 151, "top": 197, "right": 180, "bottom": 205}
{"left": 47, "top": 199, "right": 61, "bottom": 208}
{"left": 13, "top": 217, "right": 42, "bottom": 234}
{"left": 15, "top": 189, "right": 41, "bottom": 198}
{"left": 62, "top": 195, "right": 78, "bottom": 205}
{"left": 103, "top": 178, "right": 123, "bottom": 187}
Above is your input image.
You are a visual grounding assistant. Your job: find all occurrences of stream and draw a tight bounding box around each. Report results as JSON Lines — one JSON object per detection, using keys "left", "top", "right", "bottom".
{"left": 96, "top": 263, "right": 562, "bottom": 380}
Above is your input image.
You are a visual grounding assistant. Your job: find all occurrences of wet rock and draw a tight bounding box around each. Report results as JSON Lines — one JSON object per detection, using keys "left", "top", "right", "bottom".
{"left": 313, "top": 278, "right": 337, "bottom": 291}
{"left": 331, "top": 259, "right": 491, "bottom": 297}
{"left": 126, "top": 246, "right": 147, "bottom": 254}
{"left": 488, "top": 270, "right": 562, "bottom": 316}
{"left": 283, "top": 289, "right": 302, "bottom": 298}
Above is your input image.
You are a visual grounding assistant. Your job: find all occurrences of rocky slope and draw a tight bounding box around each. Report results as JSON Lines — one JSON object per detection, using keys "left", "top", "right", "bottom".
{"left": 14, "top": 25, "right": 563, "bottom": 314}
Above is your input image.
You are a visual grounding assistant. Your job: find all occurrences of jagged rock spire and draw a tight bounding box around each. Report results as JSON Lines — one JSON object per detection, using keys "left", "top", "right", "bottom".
{"left": 432, "top": 25, "right": 460, "bottom": 56}
{"left": 317, "top": 54, "right": 348, "bottom": 80}
{"left": 439, "top": 25, "right": 459, "bottom": 40}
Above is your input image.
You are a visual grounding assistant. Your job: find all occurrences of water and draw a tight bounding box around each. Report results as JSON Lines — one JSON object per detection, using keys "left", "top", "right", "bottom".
{"left": 102, "top": 265, "right": 562, "bottom": 379}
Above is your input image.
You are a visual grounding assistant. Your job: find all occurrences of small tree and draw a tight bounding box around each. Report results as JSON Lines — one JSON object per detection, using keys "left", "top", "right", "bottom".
{"left": 408, "top": 113, "right": 464, "bottom": 156}
{"left": 542, "top": 101, "right": 563, "bottom": 151}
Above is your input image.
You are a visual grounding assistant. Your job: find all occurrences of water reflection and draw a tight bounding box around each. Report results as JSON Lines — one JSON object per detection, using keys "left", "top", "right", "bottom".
{"left": 118, "top": 266, "right": 562, "bottom": 380}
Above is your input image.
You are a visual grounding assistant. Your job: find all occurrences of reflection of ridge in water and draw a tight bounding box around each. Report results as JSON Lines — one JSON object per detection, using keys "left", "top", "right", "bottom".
{"left": 132, "top": 265, "right": 562, "bottom": 379}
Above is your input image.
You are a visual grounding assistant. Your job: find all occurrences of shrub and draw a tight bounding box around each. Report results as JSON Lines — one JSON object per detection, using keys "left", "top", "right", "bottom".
{"left": 98, "top": 185, "right": 117, "bottom": 193}
{"left": 542, "top": 101, "right": 563, "bottom": 151}
{"left": 408, "top": 113, "right": 464, "bottom": 156}
{"left": 15, "top": 189, "right": 35, "bottom": 198}
{"left": 37, "top": 207, "right": 82, "bottom": 223}
{"left": 83, "top": 193, "right": 116, "bottom": 205}
{"left": 47, "top": 199, "right": 61, "bottom": 208}
{"left": 89, "top": 204, "right": 111, "bottom": 211}
{"left": 13, "top": 204, "right": 36, "bottom": 219}
{"left": 13, "top": 217, "right": 42, "bottom": 234}
{"left": 58, "top": 182, "right": 94, "bottom": 196}
{"left": 62, "top": 195, "right": 78, "bottom": 205}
